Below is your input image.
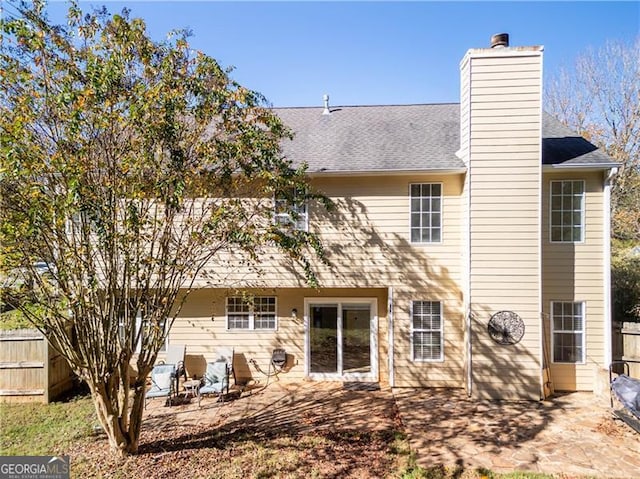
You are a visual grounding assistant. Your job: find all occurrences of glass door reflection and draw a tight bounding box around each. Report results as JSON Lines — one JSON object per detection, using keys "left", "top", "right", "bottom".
{"left": 309, "top": 304, "right": 338, "bottom": 374}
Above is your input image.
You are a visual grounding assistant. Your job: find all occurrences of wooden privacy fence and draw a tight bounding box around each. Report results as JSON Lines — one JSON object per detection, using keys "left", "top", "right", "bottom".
{"left": 612, "top": 321, "right": 640, "bottom": 379}
{"left": 0, "top": 329, "right": 74, "bottom": 403}
{"left": 620, "top": 321, "right": 640, "bottom": 378}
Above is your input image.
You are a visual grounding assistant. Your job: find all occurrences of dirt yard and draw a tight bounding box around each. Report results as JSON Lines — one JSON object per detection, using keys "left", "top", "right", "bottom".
{"left": 65, "top": 382, "right": 410, "bottom": 478}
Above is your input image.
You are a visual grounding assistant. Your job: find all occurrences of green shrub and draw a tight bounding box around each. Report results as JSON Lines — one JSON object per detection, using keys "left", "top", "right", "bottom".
{"left": 612, "top": 241, "right": 640, "bottom": 322}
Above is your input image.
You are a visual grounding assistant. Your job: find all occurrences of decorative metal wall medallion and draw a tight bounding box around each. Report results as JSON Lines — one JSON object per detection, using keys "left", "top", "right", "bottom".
{"left": 488, "top": 311, "right": 525, "bottom": 345}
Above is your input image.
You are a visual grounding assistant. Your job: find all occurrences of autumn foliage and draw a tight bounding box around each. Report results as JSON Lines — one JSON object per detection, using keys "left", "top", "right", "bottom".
{"left": 1, "top": 0, "right": 325, "bottom": 455}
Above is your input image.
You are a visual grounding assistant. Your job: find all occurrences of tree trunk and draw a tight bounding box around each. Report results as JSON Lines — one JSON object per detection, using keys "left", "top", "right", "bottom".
{"left": 86, "top": 374, "right": 146, "bottom": 457}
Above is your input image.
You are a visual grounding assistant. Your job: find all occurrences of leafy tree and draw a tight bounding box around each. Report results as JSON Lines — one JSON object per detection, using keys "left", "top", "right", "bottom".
{"left": 546, "top": 37, "right": 640, "bottom": 325}
{"left": 612, "top": 243, "right": 640, "bottom": 322}
{"left": 545, "top": 37, "right": 640, "bottom": 241}
{"left": 0, "top": 1, "right": 325, "bottom": 456}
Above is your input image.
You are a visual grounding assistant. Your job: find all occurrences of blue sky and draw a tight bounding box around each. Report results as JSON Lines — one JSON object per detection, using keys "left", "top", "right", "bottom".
{"left": 42, "top": 1, "right": 640, "bottom": 107}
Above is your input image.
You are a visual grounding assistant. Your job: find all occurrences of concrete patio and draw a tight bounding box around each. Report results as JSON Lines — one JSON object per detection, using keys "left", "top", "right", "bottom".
{"left": 393, "top": 387, "right": 640, "bottom": 477}
{"left": 143, "top": 381, "right": 640, "bottom": 478}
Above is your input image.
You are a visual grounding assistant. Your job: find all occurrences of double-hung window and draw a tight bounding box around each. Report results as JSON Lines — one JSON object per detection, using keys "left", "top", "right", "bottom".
{"left": 227, "top": 296, "right": 277, "bottom": 331}
{"left": 410, "top": 183, "right": 442, "bottom": 243}
{"left": 274, "top": 188, "right": 308, "bottom": 232}
{"left": 551, "top": 301, "right": 585, "bottom": 363}
{"left": 550, "top": 180, "right": 584, "bottom": 242}
{"left": 411, "top": 301, "right": 443, "bottom": 361}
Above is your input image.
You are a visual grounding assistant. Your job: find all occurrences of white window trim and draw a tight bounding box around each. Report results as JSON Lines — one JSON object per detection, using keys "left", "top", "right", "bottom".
{"left": 120, "top": 309, "right": 167, "bottom": 353}
{"left": 410, "top": 300, "right": 444, "bottom": 363}
{"left": 303, "top": 297, "right": 379, "bottom": 381}
{"left": 274, "top": 190, "right": 309, "bottom": 232}
{"left": 550, "top": 301, "right": 586, "bottom": 365}
{"left": 549, "top": 179, "right": 585, "bottom": 244}
{"left": 226, "top": 296, "right": 278, "bottom": 331}
{"left": 409, "top": 182, "right": 443, "bottom": 245}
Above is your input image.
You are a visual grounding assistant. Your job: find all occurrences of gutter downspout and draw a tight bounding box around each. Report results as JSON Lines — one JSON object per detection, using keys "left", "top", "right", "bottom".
{"left": 465, "top": 175, "right": 472, "bottom": 398}
{"left": 603, "top": 167, "right": 618, "bottom": 369}
{"left": 537, "top": 49, "right": 545, "bottom": 400}
{"left": 463, "top": 56, "right": 473, "bottom": 398}
{"left": 388, "top": 286, "right": 394, "bottom": 387}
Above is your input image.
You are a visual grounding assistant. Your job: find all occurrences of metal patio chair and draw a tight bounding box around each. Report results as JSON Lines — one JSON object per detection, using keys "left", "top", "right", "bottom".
{"left": 159, "top": 344, "right": 187, "bottom": 394}
{"left": 145, "top": 363, "right": 177, "bottom": 408}
{"left": 197, "top": 359, "right": 230, "bottom": 407}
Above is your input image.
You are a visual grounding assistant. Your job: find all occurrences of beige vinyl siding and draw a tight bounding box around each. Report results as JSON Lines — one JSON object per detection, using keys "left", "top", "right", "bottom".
{"left": 542, "top": 171, "right": 605, "bottom": 391}
{"left": 292, "top": 174, "right": 465, "bottom": 387}
{"left": 392, "top": 290, "right": 465, "bottom": 388}
{"left": 166, "top": 287, "right": 389, "bottom": 383}
{"left": 192, "top": 174, "right": 465, "bottom": 290}
{"left": 472, "top": 108, "right": 540, "bottom": 117}
{"left": 466, "top": 49, "right": 543, "bottom": 399}
{"left": 166, "top": 288, "right": 308, "bottom": 383}
{"left": 173, "top": 174, "right": 466, "bottom": 387}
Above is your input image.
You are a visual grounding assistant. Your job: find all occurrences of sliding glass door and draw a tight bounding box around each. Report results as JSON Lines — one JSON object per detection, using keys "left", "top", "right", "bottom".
{"left": 342, "top": 303, "right": 371, "bottom": 374}
{"left": 306, "top": 299, "right": 377, "bottom": 380}
{"left": 309, "top": 304, "right": 339, "bottom": 374}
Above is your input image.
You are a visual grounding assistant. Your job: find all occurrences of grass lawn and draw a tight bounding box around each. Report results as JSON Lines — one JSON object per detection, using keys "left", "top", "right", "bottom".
{"left": 0, "top": 391, "right": 564, "bottom": 479}
{"left": 0, "top": 392, "right": 96, "bottom": 456}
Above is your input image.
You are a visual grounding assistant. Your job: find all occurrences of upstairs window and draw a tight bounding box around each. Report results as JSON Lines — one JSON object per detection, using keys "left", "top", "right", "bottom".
{"left": 551, "top": 301, "right": 585, "bottom": 363}
{"left": 274, "top": 188, "right": 308, "bottom": 232}
{"left": 550, "top": 180, "right": 584, "bottom": 242}
{"left": 411, "top": 301, "right": 443, "bottom": 361}
{"left": 410, "top": 183, "right": 442, "bottom": 243}
{"left": 226, "top": 296, "right": 277, "bottom": 331}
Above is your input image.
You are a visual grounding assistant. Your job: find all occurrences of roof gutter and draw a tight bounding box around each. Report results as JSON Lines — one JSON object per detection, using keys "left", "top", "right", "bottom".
{"left": 543, "top": 163, "right": 619, "bottom": 171}
{"left": 304, "top": 163, "right": 616, "bottom": 176}
{"left": 306, "top": 167, "right": 467, "bottom": 178}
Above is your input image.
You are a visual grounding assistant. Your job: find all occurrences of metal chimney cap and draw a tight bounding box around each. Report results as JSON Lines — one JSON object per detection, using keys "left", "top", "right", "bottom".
{"left": 490, "top": 33, "right": 509, "bottom": 48}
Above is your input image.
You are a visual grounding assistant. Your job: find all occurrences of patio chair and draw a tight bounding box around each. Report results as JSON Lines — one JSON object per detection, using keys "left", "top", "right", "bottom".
{"left": 213, "top": 347, "right": 235, "bottom": 384}
{"left": 159, "top": 344, "right": 187, "bottom": 393}
{"left": 198, "top": 360, "right": 230, "bottom": 408}
{"left": 248, "top": 348, "right": 287, "bottom": 389}
{"left": 215, "top": 346, "right": 248, "bottom": 394}
{"left": 145, "top": 363, "right": 177, "bottom": 408}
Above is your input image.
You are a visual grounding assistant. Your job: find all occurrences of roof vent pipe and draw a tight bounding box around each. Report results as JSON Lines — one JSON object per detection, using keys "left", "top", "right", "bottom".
{"left": 490, "top": 33, "right": 509, "bottom": 48}
{"left": 322, "top": 94, "right": 331, "bottom": 115}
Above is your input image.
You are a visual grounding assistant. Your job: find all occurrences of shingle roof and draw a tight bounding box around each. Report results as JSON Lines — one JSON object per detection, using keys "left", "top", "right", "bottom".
{"left": 274, "top": 103, "right": 616, "bottom": 173}
{"left": 275, "top": 104, "right": 463, "bottom": 173}
{"left": 541, "top": 112, "right": 616, "bottom": 166}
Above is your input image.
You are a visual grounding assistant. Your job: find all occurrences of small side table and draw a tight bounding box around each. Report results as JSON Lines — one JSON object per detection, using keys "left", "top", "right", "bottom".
{"left": 183, "top": 379, "right": 201, "bottom": 398}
